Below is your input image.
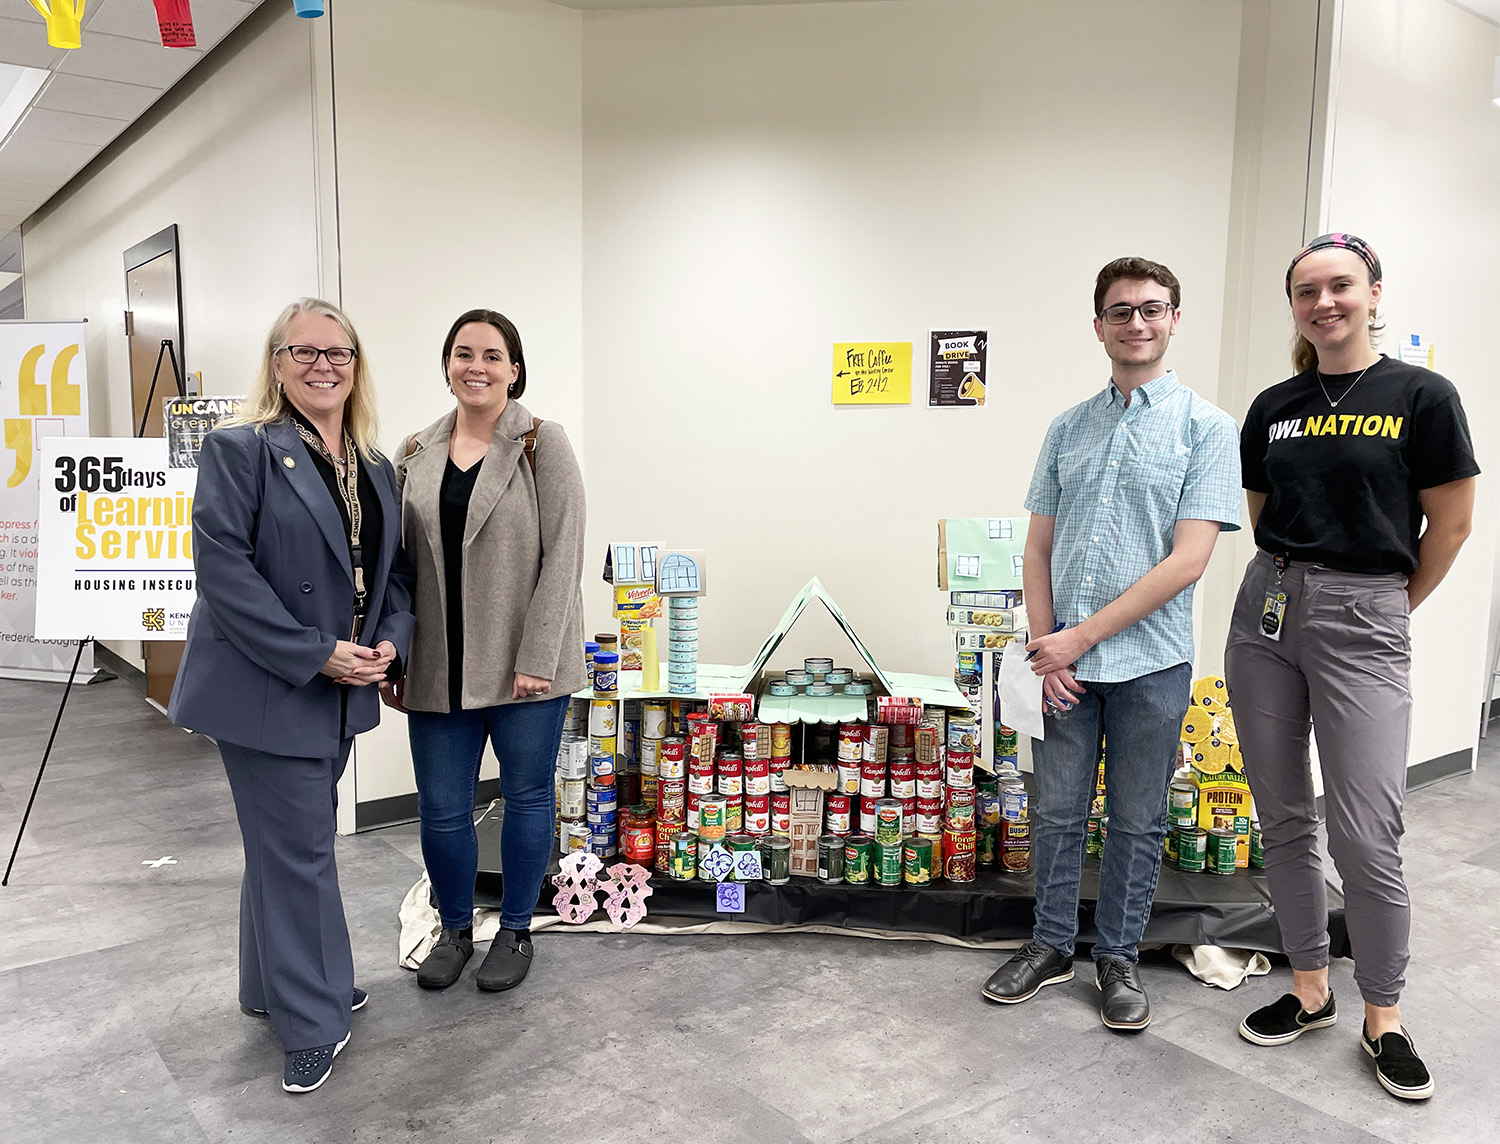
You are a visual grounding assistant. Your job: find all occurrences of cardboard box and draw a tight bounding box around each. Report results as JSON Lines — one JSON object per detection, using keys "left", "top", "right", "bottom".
{"left": 950, "top": 589, "right": 1022, "bottom": 608}
{"left": 1193, "top": 767, "right": 1253, "bottom": 866}
{"left": 954, "top": 628, "right": 1025, "bottom": 651}
{"left": 946, "top": 606, "right": 1023, "bottom": 631}
{"left": 614, "top": 583, "right": 663, "bottom": 619}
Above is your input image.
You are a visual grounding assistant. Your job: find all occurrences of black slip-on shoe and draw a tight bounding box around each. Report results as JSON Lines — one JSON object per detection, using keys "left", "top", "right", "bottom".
{"left": 1362, "top": 1024, "right": 1435, "bottom": 1101}
{"left": 981, "top": 940, "right": 1074, "bottom": 1004}
{"left": 242, "top": 988, "right": 369, "bottom": 1018}
{"left": 475, "top": 929, "right": 533, "bottom": 993}
{"left": 1095, "top": 957, "right": 1151, "bottom": 1030}
{"left": 1239, "top": 991, "right": 1337, "bottom": 1046}
{"left": 417, "top": 927, "right": 475, "bottom": 990}
{"left": 282, "top": 1031, "right": 350, "bottom": 1094}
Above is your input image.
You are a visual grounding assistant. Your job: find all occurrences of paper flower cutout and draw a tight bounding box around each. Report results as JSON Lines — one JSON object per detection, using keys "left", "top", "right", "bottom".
{"left": 598, "top": 862, "right": 653, "bottom": 928}
{"left": 550, "top": 851, "right": 603, "bottom": 924}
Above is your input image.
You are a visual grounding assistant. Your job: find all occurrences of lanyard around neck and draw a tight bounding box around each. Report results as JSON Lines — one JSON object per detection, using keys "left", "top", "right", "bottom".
{"left": 293, "top": 421, "right": 367, "bottom": 634}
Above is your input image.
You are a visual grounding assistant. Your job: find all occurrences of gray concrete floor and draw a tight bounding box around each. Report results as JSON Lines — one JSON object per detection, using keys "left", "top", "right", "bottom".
{"left": 1, "top": 674, "right": 1496, "bottom": 1143}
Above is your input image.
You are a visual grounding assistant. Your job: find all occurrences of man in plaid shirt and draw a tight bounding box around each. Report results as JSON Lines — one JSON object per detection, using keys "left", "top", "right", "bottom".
{"left": 982, "top": 257, "right": 1241, "bottom": 1030}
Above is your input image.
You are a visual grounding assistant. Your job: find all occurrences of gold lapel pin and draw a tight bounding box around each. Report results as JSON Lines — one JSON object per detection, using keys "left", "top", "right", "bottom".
{"left": 284, "top": 457, "right": 296, "bottom": 468}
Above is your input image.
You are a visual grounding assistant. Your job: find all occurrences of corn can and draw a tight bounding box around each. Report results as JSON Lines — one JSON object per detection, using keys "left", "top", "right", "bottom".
{"left": 902, "top": 836, "right": 934, "bottom": 886}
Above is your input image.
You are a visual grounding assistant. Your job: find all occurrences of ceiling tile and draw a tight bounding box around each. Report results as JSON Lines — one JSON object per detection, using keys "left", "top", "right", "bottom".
{"left": 0, "top": 214, "right": 28, "bottom": 237}
{"left": 16, "top": 106, "right": 125, "bottom": 147}
{"left": 0, "top": 133, "right": 99, "bottom": 168}
{"left": 34, "top": 73, "right": 161, "bottom": 121}
{"left": 0, "top": 16, "right": 65, "bottom": 70}
{"left": 0, "top": 155, "right": 74, "bottom": 185}
{"left": 0, "top": 197, "right": 39, "bottom": 216}
{"left": 84, "top": 0, "right": 261, "bottom": 48}
{"left": 0, "top": 175, "right": 63, "bottom": 200}
{"left": 56, "top": 31, "right": 201, "bottom": 87}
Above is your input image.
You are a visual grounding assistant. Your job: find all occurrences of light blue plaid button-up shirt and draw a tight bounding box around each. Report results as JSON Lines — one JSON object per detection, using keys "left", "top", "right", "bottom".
{"left": 1024, "top": 371, "right": 1242, "bottom": 683}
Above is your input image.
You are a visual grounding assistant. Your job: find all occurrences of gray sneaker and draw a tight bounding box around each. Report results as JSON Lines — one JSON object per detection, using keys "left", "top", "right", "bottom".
{"left": 982, "top": 940, "right": 1074, "bottom": 1004}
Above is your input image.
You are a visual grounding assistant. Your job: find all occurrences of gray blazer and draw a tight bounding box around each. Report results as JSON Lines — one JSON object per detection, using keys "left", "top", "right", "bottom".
{"left": 397, "top": 400, "right": 587, "bottom": 712}
{"left": 168, "top": 420, "right": 416, "bottom": 757}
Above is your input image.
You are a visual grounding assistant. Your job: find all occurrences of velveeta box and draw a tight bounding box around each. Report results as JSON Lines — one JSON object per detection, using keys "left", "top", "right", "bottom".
{"left": 614, "top": 584, "right": 663, "bottom": 620}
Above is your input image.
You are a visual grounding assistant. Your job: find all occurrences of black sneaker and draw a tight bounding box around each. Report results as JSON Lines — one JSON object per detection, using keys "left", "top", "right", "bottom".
{"left": 417, "top": 927, "right": 474, "bottom": 990}
{"left": 981, "top": 941, "right": 1074, "bottom": 1004}
{"left": 1239, "top": 991, "right": 1337, "bottom": 1046}
{"left": 476, "top": 929, "right": 534, "bottom": 993}
{"left": 282, "top": 1031, "right": 350, "bottom": 1094}
{"left": 1362, "top": 1024, "right": 1434, "bottom": 1101}
{"left": 242, "top": 989, "right": 369, "bottom": 1019}
{"left": 1095, "top": 957, "right": 1151, "bottom": 1030}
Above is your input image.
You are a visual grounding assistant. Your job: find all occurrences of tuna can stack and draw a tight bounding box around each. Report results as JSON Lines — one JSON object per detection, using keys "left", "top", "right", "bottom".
{"left": 554, "top": 697, "right": 590, "bottom": 856}
{"left": 666, "top": 596, "right": 698, "bottom": 695}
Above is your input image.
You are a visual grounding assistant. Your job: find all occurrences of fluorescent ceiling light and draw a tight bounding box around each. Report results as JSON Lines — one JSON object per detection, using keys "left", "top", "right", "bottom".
{"left": 0, "top": 63, "right": 50, "bottom": 145}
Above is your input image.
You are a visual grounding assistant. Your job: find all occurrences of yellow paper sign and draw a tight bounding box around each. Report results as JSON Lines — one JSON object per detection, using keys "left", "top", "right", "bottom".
{"left": 832, "top": 342, "right": 912, "bottom": 405}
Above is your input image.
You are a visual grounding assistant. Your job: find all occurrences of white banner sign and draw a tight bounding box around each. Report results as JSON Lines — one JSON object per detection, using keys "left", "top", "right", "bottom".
{"left": 0, "top": 321, "right": 94, "bottom": 677}
{"left": 35, "top": 437, "right": 197, "bottom": 641}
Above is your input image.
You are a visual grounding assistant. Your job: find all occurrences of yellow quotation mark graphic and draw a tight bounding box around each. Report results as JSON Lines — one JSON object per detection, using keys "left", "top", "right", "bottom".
{"left": 7, "top": 344, "right": 82, "bottom": 488}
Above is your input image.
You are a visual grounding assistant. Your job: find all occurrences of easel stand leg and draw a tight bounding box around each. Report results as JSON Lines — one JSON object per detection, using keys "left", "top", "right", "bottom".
{"left": 2, "top": 638, "right": 91, "bottom": 887}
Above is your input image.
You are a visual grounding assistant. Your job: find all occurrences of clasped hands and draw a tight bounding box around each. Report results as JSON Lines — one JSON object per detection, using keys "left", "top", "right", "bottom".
{"left": 1024, "top": 626, "right": 1091, "bottom": 710}
{"left": 321, "top": 639, "right": 397, "bottom": 686}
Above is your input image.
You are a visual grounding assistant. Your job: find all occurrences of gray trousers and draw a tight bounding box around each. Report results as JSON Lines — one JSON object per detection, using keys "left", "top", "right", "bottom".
{"left": 1224, "top": 551, "right": 1412, "bottom": 1007}
{"left": 220, "top": 739, "right": 355, "bottom": 1051}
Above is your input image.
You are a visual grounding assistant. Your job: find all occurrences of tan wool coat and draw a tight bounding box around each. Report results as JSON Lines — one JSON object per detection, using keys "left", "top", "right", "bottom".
{"left": 397, "top": 400, "right": 587, "bottom": 712}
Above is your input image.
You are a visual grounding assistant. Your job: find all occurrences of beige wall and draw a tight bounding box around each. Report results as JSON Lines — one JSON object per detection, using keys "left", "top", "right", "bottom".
{"left": 20, "top": 4, "right": 324, "bottom": 670}
{"left": 580, "top": 0, "right": 1246, "bottom": 680}
{"left": 1318, "top": 0, "right": 1500, "bottom": 765}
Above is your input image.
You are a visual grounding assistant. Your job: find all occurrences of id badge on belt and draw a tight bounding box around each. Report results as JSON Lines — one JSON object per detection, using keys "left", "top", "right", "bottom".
{"left": 1260, "top": 554, "right": 1289, "bottom": 642}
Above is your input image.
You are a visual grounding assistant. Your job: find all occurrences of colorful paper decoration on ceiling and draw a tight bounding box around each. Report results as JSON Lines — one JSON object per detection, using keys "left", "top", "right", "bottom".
{"left": 152, "top": 0, "right": 196, "bottom": 48}
{"left": 27, "top": 0, "right": 85, "bottom": 49}
{"left": 293, "top": 0, "right": 325, "bottom": 17}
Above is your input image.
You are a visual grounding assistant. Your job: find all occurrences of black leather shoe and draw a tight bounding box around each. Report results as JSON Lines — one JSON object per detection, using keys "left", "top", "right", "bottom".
{"left": 417, "top": 927, "right": 474, "bottom": 990}
{"left": 1096, "top": 957, "right": 1151, "bottom": 1030}
{"left": 981, "top": 940, "right": 1074, "bottom": 1004}
{"left": 475, "top": 929, "right": 533, "bottom": 993}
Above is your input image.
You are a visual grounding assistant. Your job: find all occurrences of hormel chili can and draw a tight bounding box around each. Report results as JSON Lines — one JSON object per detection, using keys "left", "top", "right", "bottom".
{"left": 889, "top": 759, "right": 916, "bottom": 798}
{"left": 768, "top": 756, "right": 790, "bottom": 792}
{"left": 744, "top": 793, "right": 771, "bottom": 834}
{"left": 824, "top": 792, "right": 852, "bottom": 834}
{"left": 771, "top": 791, "right": 791, "bottom": 835}
{"left": 858, "top": 797, "right": 879, "bottom": 835}
{"left": 837, "top": 723, "right": 865, "bottom": 762}
{"left": 888, "top": 724, "right": 914, "bottom": 749}
{"left": 656, "top": 777, "right": 686, "bottom": 820}
{"left": 771, "top": 723, "right": 792, "bottom": 756}
{"left": 836, "top": 764, "right": 860, "bottom": 795}
{"left": 744, "top": 755, "right": 771, "bottom": 795}
{"left": 943, "top": 827, "right": 977, "bottom": 882}
{"left": 659, "top": 736, "right": 687, "bottom": 779}
{"left": 722, "top": 793, "right": 743, "bottom": 833}
{"left": 946, "top": 786, "right": 976, "bottom": 830}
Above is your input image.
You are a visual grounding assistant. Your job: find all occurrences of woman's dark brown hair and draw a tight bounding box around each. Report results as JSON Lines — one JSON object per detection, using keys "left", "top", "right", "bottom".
{"left": 442, "top": 309, "right": 527, "bottom": 399}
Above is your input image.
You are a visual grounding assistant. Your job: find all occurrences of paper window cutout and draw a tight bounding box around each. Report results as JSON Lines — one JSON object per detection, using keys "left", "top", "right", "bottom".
{"left": 955, "top": 555, "right": 981, "bottom": 578}
{"left": 1011, "top": 554, "right": 1025, "bottom": 577}
{"left": 614, "top": 545, "right": 636, "bottom": 582}
{"left": 640, "top": 545, "right": 658, "bottom": 580}
{"left": 988, "top": 519, "right": 1013, "bottom": 540}
{"left": 658, "top": 553, "right": 701, "bottom": 592}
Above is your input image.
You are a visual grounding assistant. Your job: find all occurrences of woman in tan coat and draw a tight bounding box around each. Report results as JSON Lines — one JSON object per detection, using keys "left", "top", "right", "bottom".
{"left": 381, "top": 309, "right": 586, "bottom": 992}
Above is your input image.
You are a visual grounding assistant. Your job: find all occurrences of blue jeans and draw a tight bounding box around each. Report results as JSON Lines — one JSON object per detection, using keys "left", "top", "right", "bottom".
{"left": 1030, "top": 662, "right": 1190, "bottom": 962}
{"left": 408, "top": 696, "right": 568, "bottom": 931}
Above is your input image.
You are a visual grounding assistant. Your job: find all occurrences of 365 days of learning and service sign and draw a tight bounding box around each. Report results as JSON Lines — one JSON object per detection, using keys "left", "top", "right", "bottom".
{"left": 35, "top": 437, "right": 198, "bottom": 641}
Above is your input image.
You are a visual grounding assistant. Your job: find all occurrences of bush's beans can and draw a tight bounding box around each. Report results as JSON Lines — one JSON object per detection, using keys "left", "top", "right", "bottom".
{"left": 1178, "top": 827, "right": 1207, "bottom": 872}
{"left": 945, "top": 787, "right": 976, "bottom": 831}
{"left": 1250, "top": 822, "right": 1264, "bottom": 868}
{"left": 723, "top": 794, "right": 743, "bottom": 834}
{"left": 874, "top": 840, "right": 903, "bottom": 886}
{"left": 1001, "top": 817, "right": 1030, "bottom": 873}
{"left": 659, "top": 736, "right": 687, "bottom": 779}
{"left": 698, "top": 794, "right": 728, "bottom": 842}
{"left": 744, "top": 756, "right": 771, "bottom": 796}
{"left": 874, "top": 798, "right": 904, "bottom": 845}
{"left": 837, "top": 724, "right": 865, "bottom": 762}
{"left": 769, "top": 756, "right": 790, "bottom": 792}
{"left": 837, "top": 765, "right": 861, "bottom": 795}
{"left": 669, "top": 832, "right": 696, "bottom": 879}
{"left": 744, "top": 793, "right": 771, "bottom": 834}
{"left": 942, "top": 827, "right": 977, "bottom": 882}
{"left": 824, "top": 793, "right": 852, "bottom": 834}
{"left": 903, "top": 836, "right": 934, "bottom": 886}
{"left": 771, "top": 792, "right": 791, "bottom": 835}
{"left": 1208, "top": 827, "right": 1238, "bottom": 875}
{"left": 843, "top": 835, "right": 873, "bottom": 884}
{"left": 639, "top": 773, "right": 660, "bottom": 803}
{"left": 818, "top": 835, "right": 846, "bottom": 883}
{"left": 771, "top": 723, "right": 793, "bottom": 756}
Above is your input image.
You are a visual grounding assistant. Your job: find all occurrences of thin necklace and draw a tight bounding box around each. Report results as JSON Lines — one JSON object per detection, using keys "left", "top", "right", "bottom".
{"left": 1316, "top": 360, "right": 1374, "bottom": 408}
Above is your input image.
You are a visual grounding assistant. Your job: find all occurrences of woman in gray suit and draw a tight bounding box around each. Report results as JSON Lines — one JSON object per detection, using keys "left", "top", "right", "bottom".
{"left": 380, "top": 308, "right": 586, "bottom": 994}
{"left": 169, "top": 298, "right": 413, "bottom": 1095}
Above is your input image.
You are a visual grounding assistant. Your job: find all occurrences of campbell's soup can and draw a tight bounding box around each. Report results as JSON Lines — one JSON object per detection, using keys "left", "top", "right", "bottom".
{"left": 740, "top": 723, "right": 768, "bottom": 760}
{"left": 861, "top": 731, "right": 888, "bottom": 766}
{"left": 837, "top": 724, "right": 865, "bottom": 762}
{"left": 769, "top": 756, "right": 790, "bottom": 793}
{"left": 722, "top": 794, "right": 744, "bottom": 834}
{"left": 771, "top": 791, "right": 791, "bottom": 835}
{"left": 858, "top": 775, "right": 887, "bottom": 800}
{"left": 889, "top": 759, "right": 916, "bottom": 799}
{"left": 900, "top": 797, "right": 916, "bottom": 826}
{"left": 717, "top": 771, "right": 743, "bottom": 797}
{"left": 659, "top": 737, "right": 687, "bottom": 779}
{"left": 857, "top": 798, "right": 878, "bottom": 835}
{"left": 744, "top": 756, "right": 771, "bottom": 795}
{"left": 915, "top": 811, "right": 941, "bottom": 835}
{"left": 771, "top": 723, "right": 793, "bottom": 756}
{"left": 916, "top": 778, "right": 943, "bottom": 802}
{"left": 946, "top": 763, "right": 975, "bottom": 790}
{"left": 744, "top": 793, "right": 771, "bottom": 834}
{"left": 685, "top": 790, "right": 701, "bottom": 832}
{"left": 837, "top": 765, "right": 860, "bottom": 795}
{"left": 824, "top": 792, "right": 852, "bottom": 834}
{"left": 687, "top": 770, "right": 714, "bottom": 796}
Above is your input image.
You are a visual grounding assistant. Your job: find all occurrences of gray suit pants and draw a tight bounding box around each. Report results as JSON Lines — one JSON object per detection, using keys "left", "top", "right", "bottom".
{"left": 220, "top": 739, "right": 355, "bottom": 1051}
{"left": 1225, "top": 551, "right": 1412, "bottom": 1007}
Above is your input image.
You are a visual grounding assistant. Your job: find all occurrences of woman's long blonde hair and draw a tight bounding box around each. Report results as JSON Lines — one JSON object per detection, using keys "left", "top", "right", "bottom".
{"left": 224, "top": 298, "right": 382, "bottom": 459}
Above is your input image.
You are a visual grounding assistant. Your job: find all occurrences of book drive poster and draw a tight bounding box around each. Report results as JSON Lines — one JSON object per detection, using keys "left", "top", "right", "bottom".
{"left": 929, "top": 330, "right": 987, "bottom": 407}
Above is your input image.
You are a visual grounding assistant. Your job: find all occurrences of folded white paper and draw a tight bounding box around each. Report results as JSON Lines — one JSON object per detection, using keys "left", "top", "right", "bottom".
{"left": 998, "top": 640, "right": 1045, "bottom": 742}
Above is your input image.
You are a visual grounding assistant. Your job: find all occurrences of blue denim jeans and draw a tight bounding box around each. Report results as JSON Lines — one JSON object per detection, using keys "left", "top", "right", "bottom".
{"left": 1030, "top": 662, "right": 1190, "bottom": 962}
{"left": 408, "top": 696, "right": 568, "bottom": 931}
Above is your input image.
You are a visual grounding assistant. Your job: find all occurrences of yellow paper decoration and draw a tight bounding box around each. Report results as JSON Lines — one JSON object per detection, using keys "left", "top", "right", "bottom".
{"left": 1191, "top": 674, "right": 1229, "bottom": 711}
{"left": 28, "top": 0, "right": 86, "bottom": 49}
{"left": 1180, "top": 712, "right": 1212, "bottom": 744}
{"left": 1192, "top": 737, "right": 1231, "bottom": 776}
{"left": 1214, "top": 709, "right": 1238, "bottom": 745}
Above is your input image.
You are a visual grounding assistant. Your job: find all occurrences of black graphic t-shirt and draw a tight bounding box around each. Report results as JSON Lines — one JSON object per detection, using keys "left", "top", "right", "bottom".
{"left": 1240, "top": 355, "right": 1479, "bottom": 574}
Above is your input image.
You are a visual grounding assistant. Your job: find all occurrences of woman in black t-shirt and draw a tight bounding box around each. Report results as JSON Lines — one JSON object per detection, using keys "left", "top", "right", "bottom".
{"left": 1225, "top": 234, "right": 1477, "bottom": 1103}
